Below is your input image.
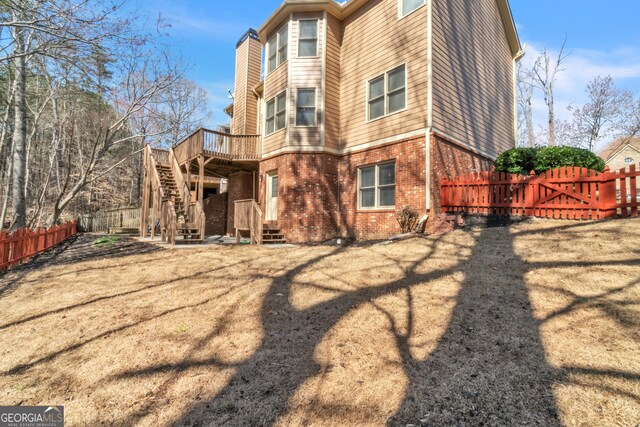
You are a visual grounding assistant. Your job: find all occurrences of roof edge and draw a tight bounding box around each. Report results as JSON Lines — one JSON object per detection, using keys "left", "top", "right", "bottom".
{"left": 496, "top": 0, "right": 523, "bottom": 58}
{"left": 258, "top": 0, "right": 523, "bottom": 59}
{"left": 258, "top": 0, "right": 344, "bottom": 41}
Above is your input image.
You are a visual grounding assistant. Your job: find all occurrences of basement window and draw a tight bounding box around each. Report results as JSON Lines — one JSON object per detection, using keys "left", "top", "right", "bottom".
{"left": 298, "top": 20, "right": 318, "bottom": 57}
{"left": 358, "top": 162, "right": 396, "bottom": 209}
{"left": 266, "top": 91, "right": 287, "bottom": 135}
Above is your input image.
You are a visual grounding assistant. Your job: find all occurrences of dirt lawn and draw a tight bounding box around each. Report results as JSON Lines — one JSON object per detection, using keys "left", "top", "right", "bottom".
{"left": 0, "top": 219, "right": 638, "bottom": 426}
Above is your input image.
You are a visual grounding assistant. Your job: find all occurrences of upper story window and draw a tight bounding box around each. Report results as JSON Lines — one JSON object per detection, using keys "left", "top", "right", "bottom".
{"left": 298, "top": 20, "right": 318, "bottom": 57}
{"left": 266, "top": 91, "right": 287, "bottom": 135}
{"left": 358, "top": 162, "right": 396, "bottom": 209}
{"left": 296, "top": 88, "right": 317, "bottom": 127}
{"left": 268, "top": 25, "right": 288, "bottom": 73}
{"left": 368, "top": 64, "right": 406, "bottom": 121}
{"left": 625, "top": 157, "right": 635, "bottom": 164}
{"left": 399, "top": 0, "right": 426, "bottom": 18}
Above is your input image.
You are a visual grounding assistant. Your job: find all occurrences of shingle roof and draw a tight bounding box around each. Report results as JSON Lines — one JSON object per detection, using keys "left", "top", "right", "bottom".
{"left": 598, "top": 136, "right": 640, "bottom": 162}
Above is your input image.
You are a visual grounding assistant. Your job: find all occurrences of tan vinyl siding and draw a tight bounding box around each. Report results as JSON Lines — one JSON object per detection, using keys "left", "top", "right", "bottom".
{"left": 431, "top": 0, "right": 515, "bottom": 159}
{"left": 245, "top": 38, "right": 263, "bottom": 134}
{"left": 232, "top": 41, "right": 248, "bottom": 135}
{"left": 339, "top": 0, "right": 428, "bottom": 150}
{"left": 263, "top": 59, "right": 289, "bottom": 154}
{"left": 289, "top": 12, "right": 324, "bottom": 148}
{"left": 325, "top": 13, "right": 342, "bottom": 151}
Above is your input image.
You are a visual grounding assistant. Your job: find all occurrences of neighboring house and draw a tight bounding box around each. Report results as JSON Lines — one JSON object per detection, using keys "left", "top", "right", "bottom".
{"left": 142, "top": 0, "right": 522, "bottom": 243}
{"left": 599, "top": 136, "right": 640, "bottom": 171}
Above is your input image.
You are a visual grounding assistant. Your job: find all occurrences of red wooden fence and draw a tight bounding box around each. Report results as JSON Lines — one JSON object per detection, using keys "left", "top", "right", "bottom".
{"left": 441, "top": 165, "right": 639, "bottom": 220}
{"left": 0, "top": 221, "right": 78, "bottom": 272}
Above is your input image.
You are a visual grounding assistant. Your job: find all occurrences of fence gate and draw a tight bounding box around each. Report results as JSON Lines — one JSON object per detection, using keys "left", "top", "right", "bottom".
{"left": 441, "top": 165, "right": 638, "bottom": 220}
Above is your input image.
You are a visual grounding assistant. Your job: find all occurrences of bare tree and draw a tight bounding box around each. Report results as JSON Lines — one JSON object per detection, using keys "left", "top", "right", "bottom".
{"left": 1, "top": 0, "right": 134, "bottom": 229}
{"left": 45, "top": 49, "right": 180, "bottom": 225}
{"left": 622, "top": 97, "right": 640, "bottom": 141}
{"left": 516, "top": 61, "right": 536, "bottom": 147}
{"left": 533, "top": 39, "right": 570, "bottom": 147}
{"left": 566, "top": 75, "right": 634, "bottom": 152}
{"left": 157, "top": 77, "right": 211, "bottom": 146}
{"left": 0, "top": 1, "right": 210, "bottom": 229}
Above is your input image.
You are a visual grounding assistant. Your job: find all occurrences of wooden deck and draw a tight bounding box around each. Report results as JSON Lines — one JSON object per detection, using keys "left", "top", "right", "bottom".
{"left": 173, "top": 128, "right": 260, "bottom": 178}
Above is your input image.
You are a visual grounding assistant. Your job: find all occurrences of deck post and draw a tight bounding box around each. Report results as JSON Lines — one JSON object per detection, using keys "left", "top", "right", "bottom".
{"left": 140, "top": 148, "right": 150, "bottom": 238}
{"left": 186, "top": 165, "right": 192, "bottom": 202}
{"left": 198, "top": 155, "right": 205, "bottom": 206}
{"left": 150, "top": 188, "right": 157, "bottom": 240}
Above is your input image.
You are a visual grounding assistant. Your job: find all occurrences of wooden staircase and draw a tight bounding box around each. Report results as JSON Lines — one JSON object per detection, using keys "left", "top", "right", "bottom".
{"left": 262, "top": 224, "right": 287, "bottom": 244}
{"left": 156, "top": 163, "right": 203, "bottom": 243}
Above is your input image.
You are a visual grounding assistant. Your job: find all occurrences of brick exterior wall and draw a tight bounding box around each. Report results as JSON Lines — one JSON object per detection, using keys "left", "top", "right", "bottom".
{"left": 222, "top": 134, "right": 495, "bottom": 242}
{"left": 258, "top": 153, "right": 339, "bottom": 243}
{"left": 339, "top": 136, "right": 427, "bottom": 240}
{"left": 203, "top": 193, "right": 227, "bottom": 236}
{"left": 430, "top": 133, "right": 494, "bottom": 213}
{"left": 226, "top": 171, "right": 257, "bottom": 235}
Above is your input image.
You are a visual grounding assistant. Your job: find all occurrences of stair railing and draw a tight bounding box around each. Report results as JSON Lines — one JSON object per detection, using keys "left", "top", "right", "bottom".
{"left": 168, "top": 148, "right": 191, "bottom": 219}
{"left": 169, "top": 146, "right": 206, "bottom": 240}
{"left": 234, "top": 199, "right": 263, "bottom": 244}
{"left": 145, "top": 145, "right": 177, "bottom": 243}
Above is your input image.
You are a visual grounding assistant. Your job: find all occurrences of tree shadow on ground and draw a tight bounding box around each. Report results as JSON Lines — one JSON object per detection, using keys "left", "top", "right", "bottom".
{"left": 111, "top": 224, "right": 567, "bottom": 426}
{"left": 387, "top": 226, "right": 563, "bottom": 426}
{"left": 0, "top": 234, "right": 162, "bottom": 298}
{"left": 28, "top": 220, "right": 632, "bottom": 426}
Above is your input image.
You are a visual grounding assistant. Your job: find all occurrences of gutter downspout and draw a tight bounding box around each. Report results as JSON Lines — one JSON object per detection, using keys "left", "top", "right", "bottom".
{"left": 425, "top": 0, "right": 433, "bottom": 211}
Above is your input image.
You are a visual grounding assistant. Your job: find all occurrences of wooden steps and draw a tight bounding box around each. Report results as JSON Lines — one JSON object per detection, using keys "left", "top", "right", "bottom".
{"left": 262, "top": 225, "right": 287, "bottom": 244}
{"left": 155, "top": 164, "right": 203, "bottom": 243}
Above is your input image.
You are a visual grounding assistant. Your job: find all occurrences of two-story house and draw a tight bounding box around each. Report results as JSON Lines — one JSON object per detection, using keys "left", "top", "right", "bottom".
{"left": 142, "top": 0, "right": 522, "bottom": 244}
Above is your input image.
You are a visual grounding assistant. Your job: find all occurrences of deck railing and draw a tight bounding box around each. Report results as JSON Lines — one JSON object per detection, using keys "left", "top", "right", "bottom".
{"left": 173, "top": 128, "right": 260, "bottom": 164}
{"left": 234, "top": 199, "right": 263, "bottom": 244}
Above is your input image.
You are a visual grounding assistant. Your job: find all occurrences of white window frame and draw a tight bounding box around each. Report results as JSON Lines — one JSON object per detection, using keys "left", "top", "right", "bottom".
{"left": 366, "top": 64, "right": 407, "bottom": 122}
{"left": 267, "top": 24, "right": 289, "bottom": 74}
{"left": 624, "top": 157, "right": 635, "bottom": 164}
{"left": 357, "top": 161, "right": 396, "bottom": 210}
{"left": 398, "top": 0, "right": 426, "bottom": 19}
{"left": 267, "top": 34, "right": 277, "bottom": 74}
{"left": 295, "top": 88, "right": 317, "bottom": 127}
{"left": 265, "top": 91, "right": 287, "bottom": 136}
{"left": 297, "top": 19, "right": 318, "bottom": 58}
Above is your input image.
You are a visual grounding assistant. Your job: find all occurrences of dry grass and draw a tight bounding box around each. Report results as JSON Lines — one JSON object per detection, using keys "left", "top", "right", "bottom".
{"left": 0, "top": 219, "right": 638, "bottom": 426}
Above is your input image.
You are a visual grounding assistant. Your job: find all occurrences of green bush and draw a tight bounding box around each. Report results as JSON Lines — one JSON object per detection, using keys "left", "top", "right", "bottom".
{"left": 494, "top": 146, "right": 605, "bottom": 175}
{"left": 493, "top": 147, "right": 537, "bottom": 175}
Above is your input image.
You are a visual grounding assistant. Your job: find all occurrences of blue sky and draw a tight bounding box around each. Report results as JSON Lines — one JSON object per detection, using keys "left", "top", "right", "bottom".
{"left": 132, "top": 0, "right": 640, "bottom": 134}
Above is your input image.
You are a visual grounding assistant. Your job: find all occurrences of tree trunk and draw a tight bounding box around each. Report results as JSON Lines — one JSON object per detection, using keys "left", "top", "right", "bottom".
{"left": 0, "top": 144, "right": 15, "bottom": 230}
{"left": 525, "top": 99, "right": 535, "bottom": 147}
{"left": 10, "top": 32, "right": 28, "bottom": 230}
{"left": 547, "top": 89, "right": 556, "bottom": 146}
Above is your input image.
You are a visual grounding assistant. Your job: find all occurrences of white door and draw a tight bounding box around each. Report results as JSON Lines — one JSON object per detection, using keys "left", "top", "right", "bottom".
{"left": 266, "top": 173, "right": 278, "bottom": 221}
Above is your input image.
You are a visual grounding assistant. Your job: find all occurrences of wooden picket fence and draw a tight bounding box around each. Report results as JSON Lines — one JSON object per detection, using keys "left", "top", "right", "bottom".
{"left": 0, "top": 221, "right": 78, "bottom": 272}
{"left": 441, "top": 165, "right": 639, "bottom": 220}
{"left": 78, "top": 207, "right": 145, "bottom": 233}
